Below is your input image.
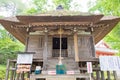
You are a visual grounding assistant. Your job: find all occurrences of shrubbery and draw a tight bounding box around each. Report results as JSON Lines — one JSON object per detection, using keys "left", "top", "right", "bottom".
{"left": 0, "top": 70, "right": 5, "bottom": 79}
{"left": 0, "top": 28, "right": 24, "bottom": 64}
{"left": 0, "top": 65, "right": 6, "bottom": 79}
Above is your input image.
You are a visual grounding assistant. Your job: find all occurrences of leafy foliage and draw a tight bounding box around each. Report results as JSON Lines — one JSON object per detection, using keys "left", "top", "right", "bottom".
{"left": 53, "top": 0, "right": 72, "bottom": 9}
{"left": 25, "top": 0, "right": 48, "bottom": 14}
{"left": 0, "top": 27, "right": 24, "bottom": 64}
{"left": 25, "top": 7, "right": 38, "bottom": 14}
{"left": 89, "top": 0, "right": 120, "bottom": 16}
{"left": 0, "top": 65, "right": 6, "bottom": 79}
{"left": 34, "top": 0, "right": 47, "bottom": 11}
{"left": 89, "top": 0, "right": 120, "bottom": 52}
{"left": 25, "top": 0, "right": 72, "bottom": 14}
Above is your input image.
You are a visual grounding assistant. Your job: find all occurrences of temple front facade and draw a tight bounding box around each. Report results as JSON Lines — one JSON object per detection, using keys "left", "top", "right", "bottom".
{"left": 0, "top": 10, "right": 120, "bottom": 80}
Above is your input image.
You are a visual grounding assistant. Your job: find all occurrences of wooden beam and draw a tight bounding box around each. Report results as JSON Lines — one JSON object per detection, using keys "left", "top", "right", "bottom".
{"left": 31, "top": 22, "right": 91, "bottom": 26}
{"left": 15, "top": 22, "right": 91, "bottom": 28}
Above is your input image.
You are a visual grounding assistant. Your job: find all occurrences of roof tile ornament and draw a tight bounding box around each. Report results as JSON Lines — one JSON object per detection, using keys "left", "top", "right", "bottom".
{"left": 56, "top": 5, "right": 64, "bottom": 10}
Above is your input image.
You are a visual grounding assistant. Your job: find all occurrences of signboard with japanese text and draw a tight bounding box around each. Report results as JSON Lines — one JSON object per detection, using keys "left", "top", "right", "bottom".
{"left": 99, "top": 56, "right": 120, "bottom": 71}
{"left": 17, "top": 53, "right": 33, "bottom": 64}
{"left": 16, "top": 52, "right": 34, "bottom": 73}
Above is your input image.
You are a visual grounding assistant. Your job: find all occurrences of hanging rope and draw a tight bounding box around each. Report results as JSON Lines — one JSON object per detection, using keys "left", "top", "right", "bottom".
{"left": 58, "top": 27, "right": 63, "bottom": 65}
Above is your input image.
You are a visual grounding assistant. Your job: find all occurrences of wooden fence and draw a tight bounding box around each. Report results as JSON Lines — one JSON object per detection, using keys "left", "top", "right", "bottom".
{"left": 5, "top": 58, "right": 117, "bottom": 80}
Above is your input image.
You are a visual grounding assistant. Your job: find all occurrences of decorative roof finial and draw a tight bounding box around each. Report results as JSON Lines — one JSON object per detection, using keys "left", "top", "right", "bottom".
{"left": 56, "top": 5, "right": 63, "bottom": 10}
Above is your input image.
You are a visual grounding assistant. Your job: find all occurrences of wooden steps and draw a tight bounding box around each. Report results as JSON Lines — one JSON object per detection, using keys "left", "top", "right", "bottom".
{"left": 46, "top": 57, "right": 79, "bottom": 71}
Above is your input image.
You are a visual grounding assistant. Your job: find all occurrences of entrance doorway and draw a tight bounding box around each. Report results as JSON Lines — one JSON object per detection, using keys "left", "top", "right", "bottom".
{"left": 52, "top": 37, "right": 68, "bottom": 57}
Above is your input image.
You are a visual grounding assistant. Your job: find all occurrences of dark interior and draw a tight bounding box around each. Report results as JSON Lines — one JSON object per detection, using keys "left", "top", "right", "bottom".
{"left": 52, "top": 37, "right": 68, "bottom": 57}
{"left": 53, "top": 37, "right": 67, "bottom": 49}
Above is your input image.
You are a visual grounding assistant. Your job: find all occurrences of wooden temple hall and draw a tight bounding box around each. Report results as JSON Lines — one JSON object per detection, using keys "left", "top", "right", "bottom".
{"left": 0, "top": 10, "right": 120, "bottom": 80}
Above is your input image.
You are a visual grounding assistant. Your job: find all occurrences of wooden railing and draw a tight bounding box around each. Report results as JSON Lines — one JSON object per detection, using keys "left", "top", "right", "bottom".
{"left": 5, "top": 59, "right": 43, "bottom": 80}
{"left": 5, "top": 58, "right": 117, "bottom": 80}
{"left": 79, "top": 58, "right": 117, "bottom": 80}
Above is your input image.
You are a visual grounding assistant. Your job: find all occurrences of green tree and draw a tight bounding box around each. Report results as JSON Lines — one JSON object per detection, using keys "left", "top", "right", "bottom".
{"left": 89, "top": 0, "right": 120, "bottom": 51}
{"left": 25, "top": 0, "right": 72, "bottom": 14}
{"left": 0, "top": 26, "right": 24, "bottom": 64}
{"left": 53, "top": 0, "right": 72, "bottom": 9}
{"left": 25, "top": 0, "right": 48, "bottom": 14}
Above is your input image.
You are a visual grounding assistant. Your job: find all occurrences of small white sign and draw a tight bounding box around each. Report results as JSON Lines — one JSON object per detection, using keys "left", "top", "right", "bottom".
{"left": 48, "top": 71, "right": 56, "bottom": 75}
{"left": 66, "top": 71, "right": 75, "bottom": 74}
{"left": 17, "top": 54, "right": 33, "bottom": 64}
{"left": 35, "top": 66, "right": 41, "bottom": 70}
{"left": 87, "top": 62, "right": 92, "bottom": 73}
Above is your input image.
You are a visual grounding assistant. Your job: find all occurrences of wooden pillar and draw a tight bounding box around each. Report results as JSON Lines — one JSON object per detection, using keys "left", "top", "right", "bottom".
{"left": 10, "top": 62, "right": 16, "bottom": 80}
{"left": 74, "top": 32, "right": 79, "bottom": 62}
{"left": 27, "top": 72, "right": 30, "bottom": 79}
{"left": 68, "top": 37, "right": 73, "bottom": 57}
{"left": 21, "top": 72, "right": 24, "bottom": 80}
{"left": 113, "top": 71, "right": 118, "bottom": 80}
{"left": 25, "top": 35, "right": 29, "bottom": 51}
{"left": 89, "top": 36, "right": 96, "bottom": 57}
{"left": 91, "top": 73, "right": 95, "bottom": 80}
{"left": 95, "top": 63, "right": 100, "bottom": 80}
{"left": 5, "top": 59, "right": 10, "bottom": 80}
{"left": 101, "top": 71, "right": 105, "bottom": 80}
{"left": 16, "top": 73, "right": 20, "bottom": 80}
{"left": 43, "top": 28, "right": 48, "bottom": 70}
{"left": 107, "top": 71, "right": 111, "bottom": 80}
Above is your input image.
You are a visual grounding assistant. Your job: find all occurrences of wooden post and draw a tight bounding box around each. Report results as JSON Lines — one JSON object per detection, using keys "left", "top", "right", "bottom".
{"left": 113, "top": 71, "right": 118, "bottom": 80}
{"left": 74, "top": 32, "right": 79, "bottom": 62}
{"left": 5, "top": 59, "right": 10, "bottom": 80}
{"left": 21, "top": 72, "right": 24, "bottom": 80}
{"left": 95, "top": 63, "right": 100, "bottom": 80}
{"left": 27, "top": 72, "right": 30, "bottom": 79}
{"left": 25, "top": 35, "right": 29, "bottom": 51}
{"left": 101, "top": 71, "right": 105, "bottom": 80}
{"left": 10, "top": 62, "right": 15, "bottom": 80}
{"left": 43, "top": 28, "right": 48, "bottom": 70}
{"left": 91, "top": 73, "right": 95, "bottom": 80}
{"left": 16, "top": 73, "right": 20, "bottom": 80}
{"left": 107, "top": 71, "right": 111, "bottom": 80}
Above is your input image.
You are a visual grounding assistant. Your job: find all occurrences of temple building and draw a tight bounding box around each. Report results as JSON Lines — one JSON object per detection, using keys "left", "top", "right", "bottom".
{"left": 0, "top": 10, "right": 120, "bottom": 80}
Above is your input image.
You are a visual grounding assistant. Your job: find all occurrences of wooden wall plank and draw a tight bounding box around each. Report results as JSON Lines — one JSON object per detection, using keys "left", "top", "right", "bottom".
{"left": 78, "top": 35, "right": 95, "bottom": 58}
{"left": 27, "top": 35, "right": 44, "bottom": 59}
